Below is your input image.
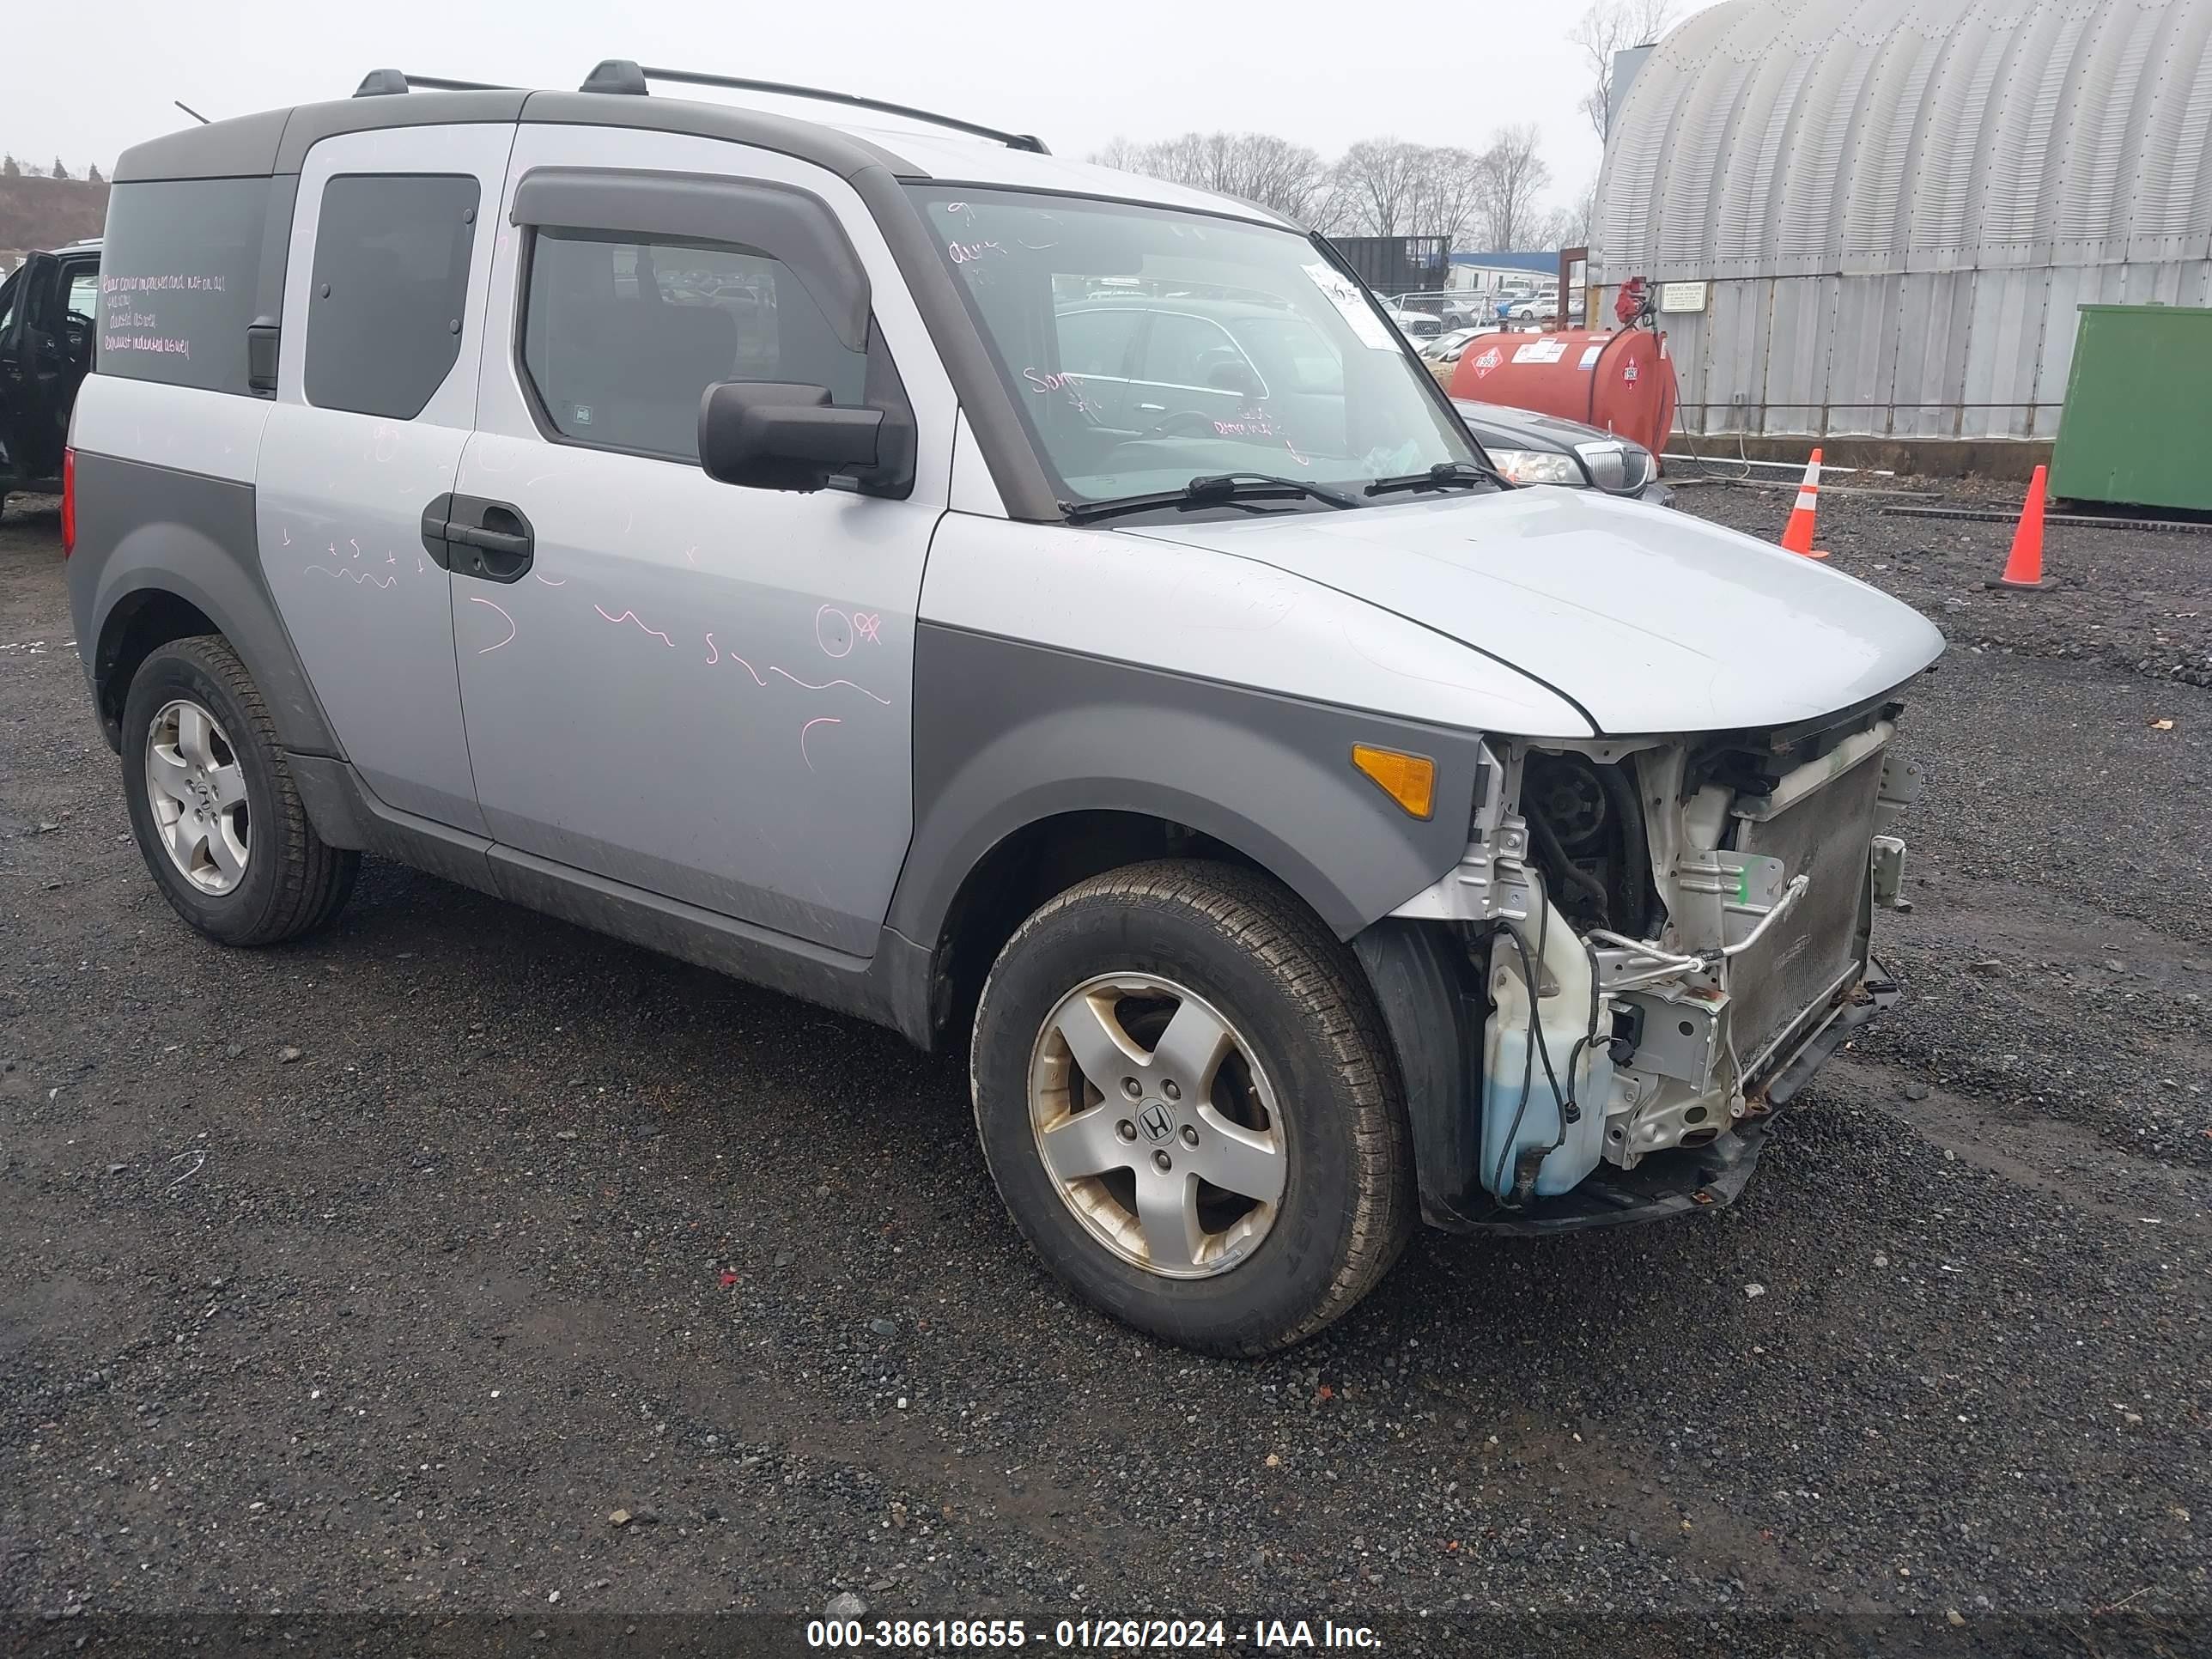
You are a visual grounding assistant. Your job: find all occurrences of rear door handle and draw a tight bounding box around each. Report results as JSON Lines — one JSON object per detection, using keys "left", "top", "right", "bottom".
{"left": 422, "top": 494, "right": 534, "bottom": 583}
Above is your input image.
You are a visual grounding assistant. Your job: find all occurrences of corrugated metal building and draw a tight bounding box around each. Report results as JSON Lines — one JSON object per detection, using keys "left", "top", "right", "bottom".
{"left": 1593, "top": 0, "right": 2212, "bottom": 448}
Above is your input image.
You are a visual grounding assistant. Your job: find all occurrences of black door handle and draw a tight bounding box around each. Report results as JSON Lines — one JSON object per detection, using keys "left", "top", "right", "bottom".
{"left": 448, "top": 523, "right": 531, "bottom": 555}
{"left": 422, "top": 495, "right": 534, "bottom": 583}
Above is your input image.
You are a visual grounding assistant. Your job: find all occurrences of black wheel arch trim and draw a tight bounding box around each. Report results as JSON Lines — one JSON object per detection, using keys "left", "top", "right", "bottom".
{"left": 1352, "top": 918, "right": 1491, "bottom": 1229}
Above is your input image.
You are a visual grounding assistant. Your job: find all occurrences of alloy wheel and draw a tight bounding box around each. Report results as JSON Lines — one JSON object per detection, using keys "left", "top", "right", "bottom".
{"left": 145, "top": 698, "right": 250, "bottom": 896}
{"left": 1027, "top": 973, "right": 1287, "bottom": 1279}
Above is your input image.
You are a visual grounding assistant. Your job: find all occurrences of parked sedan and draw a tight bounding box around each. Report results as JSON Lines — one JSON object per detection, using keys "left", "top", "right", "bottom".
{"left": 1454, "top": 398, "right": 1671, "bottom": 504}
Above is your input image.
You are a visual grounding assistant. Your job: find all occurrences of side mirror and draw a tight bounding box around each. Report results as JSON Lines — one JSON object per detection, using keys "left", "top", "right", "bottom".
{"left": 698, "top": 381, "right": 884, "bottom": 493}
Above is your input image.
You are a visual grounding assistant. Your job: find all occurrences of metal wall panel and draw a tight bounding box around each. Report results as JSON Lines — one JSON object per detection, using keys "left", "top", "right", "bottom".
{"left": 1826, "top": 273, "right": 1907, "bottom": 434}
{"left": 1698, "top": 276, "right": 1771, "bottom": 433}
{"left": 1594, "top": 0, "right": 2212, "bottom": 443}
{"left": 1761, "top": 276, "right": 1834, "bottom": 434}
{"left": 1957, "top": 267, "right": 2044, "bottom": 437}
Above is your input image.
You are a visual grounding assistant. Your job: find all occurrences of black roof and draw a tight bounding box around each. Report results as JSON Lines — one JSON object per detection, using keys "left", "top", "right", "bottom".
{"left": 117, "top": 86, "right": 918, "bottom": 186}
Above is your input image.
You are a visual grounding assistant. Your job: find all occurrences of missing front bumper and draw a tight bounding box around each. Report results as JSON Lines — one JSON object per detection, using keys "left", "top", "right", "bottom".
{"left": 1427, "top": 966, "right": 1897, "bottom": 1237}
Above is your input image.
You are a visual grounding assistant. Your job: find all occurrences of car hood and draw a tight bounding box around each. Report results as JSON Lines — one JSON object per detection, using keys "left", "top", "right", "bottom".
{"left": 1454, "top": 398, "right": 1623, "bottom": 452}
{"left": 1118, "top": 488, "right": 1946, "bottom": 737}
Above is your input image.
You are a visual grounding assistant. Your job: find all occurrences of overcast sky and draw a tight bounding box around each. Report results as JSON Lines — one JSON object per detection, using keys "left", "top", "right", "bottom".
{"left": 6, "top": 0, "right": 1664, "bottom": 213}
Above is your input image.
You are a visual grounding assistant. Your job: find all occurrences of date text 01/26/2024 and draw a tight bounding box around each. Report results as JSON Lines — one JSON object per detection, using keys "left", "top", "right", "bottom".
{"left": 806, "top": 1618, "right": 1383, "bottom": 1650}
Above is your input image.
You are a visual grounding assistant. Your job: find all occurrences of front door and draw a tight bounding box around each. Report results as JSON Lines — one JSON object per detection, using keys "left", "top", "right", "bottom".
{"left": 254, "top": 123, "right": 515, "bottom": 831}
{"left": 449, "top": 125, "right": 955, "bottom": 957}
{"left": 0, "top": 251, "right": 96, "bottom": 489}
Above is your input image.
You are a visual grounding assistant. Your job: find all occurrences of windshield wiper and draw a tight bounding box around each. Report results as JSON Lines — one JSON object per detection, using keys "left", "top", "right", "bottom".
{"left": 1364, "top": 460, "right": 1512, "bottom": 497}
{"left": 1064, "top": 471, "right": 1363, "bottom": 525}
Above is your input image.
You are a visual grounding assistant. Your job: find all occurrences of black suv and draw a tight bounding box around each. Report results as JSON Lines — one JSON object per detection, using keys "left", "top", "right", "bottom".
{"left": 0, "top": 240, "right": 101, "bottom": 511}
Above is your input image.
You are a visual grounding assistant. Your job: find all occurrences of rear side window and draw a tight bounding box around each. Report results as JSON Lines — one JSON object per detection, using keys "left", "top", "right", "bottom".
{"left": 1056, "top": 308, "right": 1139, "bottom": 377}
{"left": 98, "top": 179, "right": 270, "bottom": 395}
{"left": 1139, "top": 311, "right": 1259, "bottom": 392}
{"left": 65, "top": 268, "right": 99, "bottom": 323}
{"left": 304, "top": 173, "right": 479, "bottom": 420}
{"left": 520, "top": 230, "right": 868, "bottom": 463}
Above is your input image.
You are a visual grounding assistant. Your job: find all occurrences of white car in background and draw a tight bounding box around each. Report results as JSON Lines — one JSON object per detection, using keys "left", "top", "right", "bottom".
{"left": 1380, "top": 303, "right": 1443, "bottom": 340}
{"left": 1502, "top": 290, "right": 1560, "bottom": 322}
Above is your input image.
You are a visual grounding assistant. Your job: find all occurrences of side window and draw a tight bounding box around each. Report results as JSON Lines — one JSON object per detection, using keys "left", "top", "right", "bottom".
{"left": 520, "top": 230, "right": 868, "bottom": 463}
{"left": 1237, "top": 316, "right": 1343, "bottom": 395}
{"left": 304, "top": 173, "right": 479, "bottom": 420}
{"left": 1139, "top": 312, "right": 1258, "bottom": 392}
{"left": 1055, "top": 308, "right": 1139, "bottom": 378}
{"left": 64, "top": 268, "right": 99, "bottom": 322}
{"left": 97, "top": 178, "right": 271, "bottom": 395}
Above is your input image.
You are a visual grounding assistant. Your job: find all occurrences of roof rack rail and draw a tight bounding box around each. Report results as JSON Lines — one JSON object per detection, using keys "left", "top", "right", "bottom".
{"left": 354, "top": 69, "right": 517, "bottom": 98}
{"left": 576, "top": 58, "right": 1048, "bottom": 154}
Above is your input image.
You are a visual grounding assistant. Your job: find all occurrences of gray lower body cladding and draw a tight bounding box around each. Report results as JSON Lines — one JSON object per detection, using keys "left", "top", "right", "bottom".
{"left": 66, "top": 450, "right": 339, "bottom": 757}
{"left": 288, "top": 754, "right": 938, "bottom": 1045}
{"left": 895, "top": 623, "right": 1490, "bottom": 947}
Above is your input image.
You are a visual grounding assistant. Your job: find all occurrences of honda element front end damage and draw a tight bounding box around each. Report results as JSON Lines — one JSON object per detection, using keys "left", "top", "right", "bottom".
{"left": 68, "top": 60, "right": 1943, "bottom": 1355}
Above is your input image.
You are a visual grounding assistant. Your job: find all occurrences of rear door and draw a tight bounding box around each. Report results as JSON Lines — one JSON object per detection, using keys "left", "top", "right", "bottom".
{"left": 254, "top": 124, "right": 514, "bottom": 831}
{"left": 447, "top": 123, "right": 956, "bottom": 957}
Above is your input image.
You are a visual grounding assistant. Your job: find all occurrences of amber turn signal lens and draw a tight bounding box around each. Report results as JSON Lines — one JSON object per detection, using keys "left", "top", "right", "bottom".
{"left": 1350, "top": 744, "right": 1436, "bottom": 819}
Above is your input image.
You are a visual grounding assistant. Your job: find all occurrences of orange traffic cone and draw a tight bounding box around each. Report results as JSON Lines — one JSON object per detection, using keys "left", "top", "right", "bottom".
{"left": 1987, "top": 465, "right": 2057, "bottom": 592}
{"left": 1779, "top": 449, "right": 1829, "bottom": 559}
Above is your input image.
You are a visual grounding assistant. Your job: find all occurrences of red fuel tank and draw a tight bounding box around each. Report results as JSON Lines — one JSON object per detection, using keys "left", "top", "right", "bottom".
{"left": 1448, "top": 328, "right": 1678, "bottom": 459}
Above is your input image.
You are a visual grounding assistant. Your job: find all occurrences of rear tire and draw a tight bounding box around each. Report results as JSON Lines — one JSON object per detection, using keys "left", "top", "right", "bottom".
{"left": 970, "top": 860, "right": 1413, "bottom": 1355}
{"left": 120, "top": 635, "right": 358, "bottom": 945}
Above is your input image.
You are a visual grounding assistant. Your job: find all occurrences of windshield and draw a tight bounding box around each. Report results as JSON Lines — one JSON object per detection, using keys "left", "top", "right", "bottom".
{"left": 908, "top": 186, "right": 1483, "bottom": 512}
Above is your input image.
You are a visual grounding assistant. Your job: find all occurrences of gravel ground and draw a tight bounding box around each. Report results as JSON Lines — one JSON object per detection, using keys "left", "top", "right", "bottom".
{"left": 1, "top": 482, "right": 2207, "bottom": 1656}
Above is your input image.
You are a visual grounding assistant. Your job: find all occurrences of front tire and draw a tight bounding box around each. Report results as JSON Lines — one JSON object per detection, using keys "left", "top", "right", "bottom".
{"left": 120, "top": 635, "right": 359, "bottom": 945}
{"left": 971, "top": 861, "right": 1413, "bottom": 1355}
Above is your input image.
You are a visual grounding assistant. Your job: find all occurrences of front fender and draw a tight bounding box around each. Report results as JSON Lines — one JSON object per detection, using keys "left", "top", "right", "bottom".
{"left": 891, "top": 623, "right": 1486, "bottom": 946}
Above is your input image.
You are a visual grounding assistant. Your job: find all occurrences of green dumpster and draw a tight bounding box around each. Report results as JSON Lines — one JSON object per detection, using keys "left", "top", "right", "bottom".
{"left": 2051, "top": 304, "right": 2212, "bottom": 513}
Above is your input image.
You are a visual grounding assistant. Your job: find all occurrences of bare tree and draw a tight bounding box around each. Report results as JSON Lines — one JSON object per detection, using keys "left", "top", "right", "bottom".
{"left": 1089, "top": 137, "right": 1149, "bottom": 173}
{"left": 1527, "top": 176, "right": 1599, "bottom": 250}
{"left": 1090, "top": 125, "right": 1589, "bottom": 251}
{"left": 1090, "top": 131, "right": 1333, "bottom": 224}
{"left": 1330, "top": 138, "right": 1430, "bottom": 238}
{"left": 1570, "top": 0, "right": 1677, "bottom": 141}
{"left": 1405, "top": 147, "right": 1496, "bottom": 251}
{"left": 1476, "top": 125, "right": 1553, "bottom": 250}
